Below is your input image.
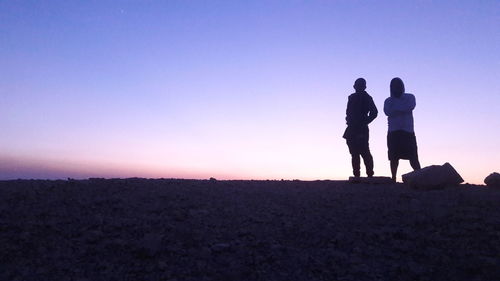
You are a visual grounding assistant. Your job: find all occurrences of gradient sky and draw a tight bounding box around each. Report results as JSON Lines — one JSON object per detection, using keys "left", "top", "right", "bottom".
{"left": 1, "top": 1, "right": 499, "bottom": 184}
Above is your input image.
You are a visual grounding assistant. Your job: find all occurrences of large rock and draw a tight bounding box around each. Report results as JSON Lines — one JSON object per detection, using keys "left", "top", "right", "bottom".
{"left": 484, "top": 172, "right": 500, "bottom": 187}
{"left": 402, "top": 162, "right": 464, "bottom": 190}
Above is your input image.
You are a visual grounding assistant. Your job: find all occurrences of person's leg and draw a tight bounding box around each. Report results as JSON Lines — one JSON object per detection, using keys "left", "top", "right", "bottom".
{"left": 390, "top": 159, "right": 399, "bottom": 181}
{"left": 409, "top": 135, "right": 421, "bottom": 171}
{"left": 351, "top": 153, "right": 361, "bottom": 177}
{"left": 347, "top": 139, "right": 361, "bottom": 177}
{"left": 361, "top": 149, "right": 374, "bottom": 177}
{"left": 410, "top": 157, "right": 421, "bottom": 171}
{"left": 360, "top": 135, "right": 374, "bottom": 177}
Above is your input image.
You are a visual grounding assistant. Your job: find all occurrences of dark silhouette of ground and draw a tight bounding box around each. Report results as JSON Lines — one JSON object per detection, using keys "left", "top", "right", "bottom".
{"left": 1, "top": 179, "right": 499, "bottom": 281}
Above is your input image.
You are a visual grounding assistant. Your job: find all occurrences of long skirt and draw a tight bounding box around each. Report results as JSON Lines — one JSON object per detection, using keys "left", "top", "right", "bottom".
{"left": 387, "top": 130, "right": 418, "bottom": 161}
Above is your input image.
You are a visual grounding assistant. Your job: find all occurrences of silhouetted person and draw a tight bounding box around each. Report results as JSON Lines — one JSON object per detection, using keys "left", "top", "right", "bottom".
{"left": 343, "top": 78, "right": 378, "bottom": 177}
{"left": 384, "top": 77, "right": 421, "bottom": 181}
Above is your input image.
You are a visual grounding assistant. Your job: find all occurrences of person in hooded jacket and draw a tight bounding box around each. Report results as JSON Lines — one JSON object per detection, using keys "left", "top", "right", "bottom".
{"left": 384, "top": 77, "right": 421, "bottom": 181}
{"left": 343, "top": 78, "right": 378, "bottom": 177}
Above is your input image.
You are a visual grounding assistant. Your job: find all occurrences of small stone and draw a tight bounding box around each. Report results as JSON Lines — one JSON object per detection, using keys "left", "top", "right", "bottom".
{"left": 484, "top": 172, "right": 500, "bottom": 187}
{"left": 139, "top": 233, "right": 163, "bottom": 256}
{"left": 86, "top": 230, "right": 103, "bottom": 243}
{"left": 158, "top": 261, "right": 168, "bottom": 270}
{"left": 211, "top": 243, "right": 231, "bottom": 252}
{"left": 20, "top": 231, "right": 30, "bottom": 240}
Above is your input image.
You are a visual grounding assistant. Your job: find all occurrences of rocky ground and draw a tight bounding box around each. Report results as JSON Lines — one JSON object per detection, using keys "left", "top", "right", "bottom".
{"left": 0, "top": 178, "right": 499, "bottom": 281}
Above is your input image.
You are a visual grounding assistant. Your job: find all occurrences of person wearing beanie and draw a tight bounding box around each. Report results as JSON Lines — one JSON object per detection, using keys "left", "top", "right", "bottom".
{"left": 343, "top": 78, "right": 378, "bottom": 177}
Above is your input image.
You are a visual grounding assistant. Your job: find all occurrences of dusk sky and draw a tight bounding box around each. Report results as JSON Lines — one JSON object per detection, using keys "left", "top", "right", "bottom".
{"left": 1, "top": 1, "right": 499, "bottom": 184}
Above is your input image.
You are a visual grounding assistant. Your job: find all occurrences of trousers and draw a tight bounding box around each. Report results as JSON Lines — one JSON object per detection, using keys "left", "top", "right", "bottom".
{"left": 346, "top": 134, "right": 374, "bottom": 177}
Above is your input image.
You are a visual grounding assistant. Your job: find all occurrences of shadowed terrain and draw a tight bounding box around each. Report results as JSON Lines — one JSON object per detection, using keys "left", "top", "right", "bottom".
{"left": 1, "top": 179, "right": 499, "bottom": 281}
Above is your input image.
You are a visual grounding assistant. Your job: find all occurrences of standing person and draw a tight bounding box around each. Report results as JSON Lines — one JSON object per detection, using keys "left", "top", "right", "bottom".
{"left": 343, "top": 78, "right": 378, "bottom": 177}
{"left": 384, "top": 77, "right": 421, "bottom": 181}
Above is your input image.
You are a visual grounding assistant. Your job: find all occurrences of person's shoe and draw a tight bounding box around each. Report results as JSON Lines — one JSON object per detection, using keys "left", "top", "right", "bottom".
{"left": 367, "top": 171, "right": 374, "bottom": 178}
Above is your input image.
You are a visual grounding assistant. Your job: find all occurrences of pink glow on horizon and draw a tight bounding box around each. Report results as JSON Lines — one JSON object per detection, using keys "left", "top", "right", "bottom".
{"left": 0, "top": 141, "right": 493, "bottom": 185}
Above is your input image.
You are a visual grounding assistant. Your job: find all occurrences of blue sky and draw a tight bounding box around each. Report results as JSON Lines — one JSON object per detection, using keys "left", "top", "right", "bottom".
{"left": 1, "top": 0, "right": 499, "bottom": 183}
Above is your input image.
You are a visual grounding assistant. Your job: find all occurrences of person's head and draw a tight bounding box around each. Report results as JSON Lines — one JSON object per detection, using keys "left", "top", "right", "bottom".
{"left": 390, "top": 77, "right": 405, "bottom": 98}
{"left": 353, "top": 78, "right": 366, "bottom": 92}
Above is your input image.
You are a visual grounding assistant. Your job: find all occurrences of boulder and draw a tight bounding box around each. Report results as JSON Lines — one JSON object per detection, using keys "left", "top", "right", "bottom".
{"left": 484, "top": 172, "right": 500, "bottom": 188}
{"left": 402, "top": 162, "right": 464, "bottom": 190}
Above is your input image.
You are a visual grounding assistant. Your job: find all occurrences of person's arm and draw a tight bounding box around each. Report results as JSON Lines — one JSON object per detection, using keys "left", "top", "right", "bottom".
{"left": 392, "top": 94, "right": 415, "bottom": 112}
{"left": 345, "top": 96, "right": 352, "bottom": 125}
{"left": 366, "top": 97, "right": 378, "bottom": 124}
{"left": 384, "top": 98, "right": 394, "bottom": 116}
{"left": 384, "top": 94, "right": 415, "bottom": 116}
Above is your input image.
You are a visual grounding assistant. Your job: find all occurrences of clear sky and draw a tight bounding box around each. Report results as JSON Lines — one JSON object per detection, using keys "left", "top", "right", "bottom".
{"left": 1, "top": 1, "right": 499, "bottom": 184}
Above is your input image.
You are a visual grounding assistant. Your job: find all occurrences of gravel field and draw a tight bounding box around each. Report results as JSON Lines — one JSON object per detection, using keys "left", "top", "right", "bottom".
{"left": 1, "top": 179, "right": 499, "bottom": 281}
